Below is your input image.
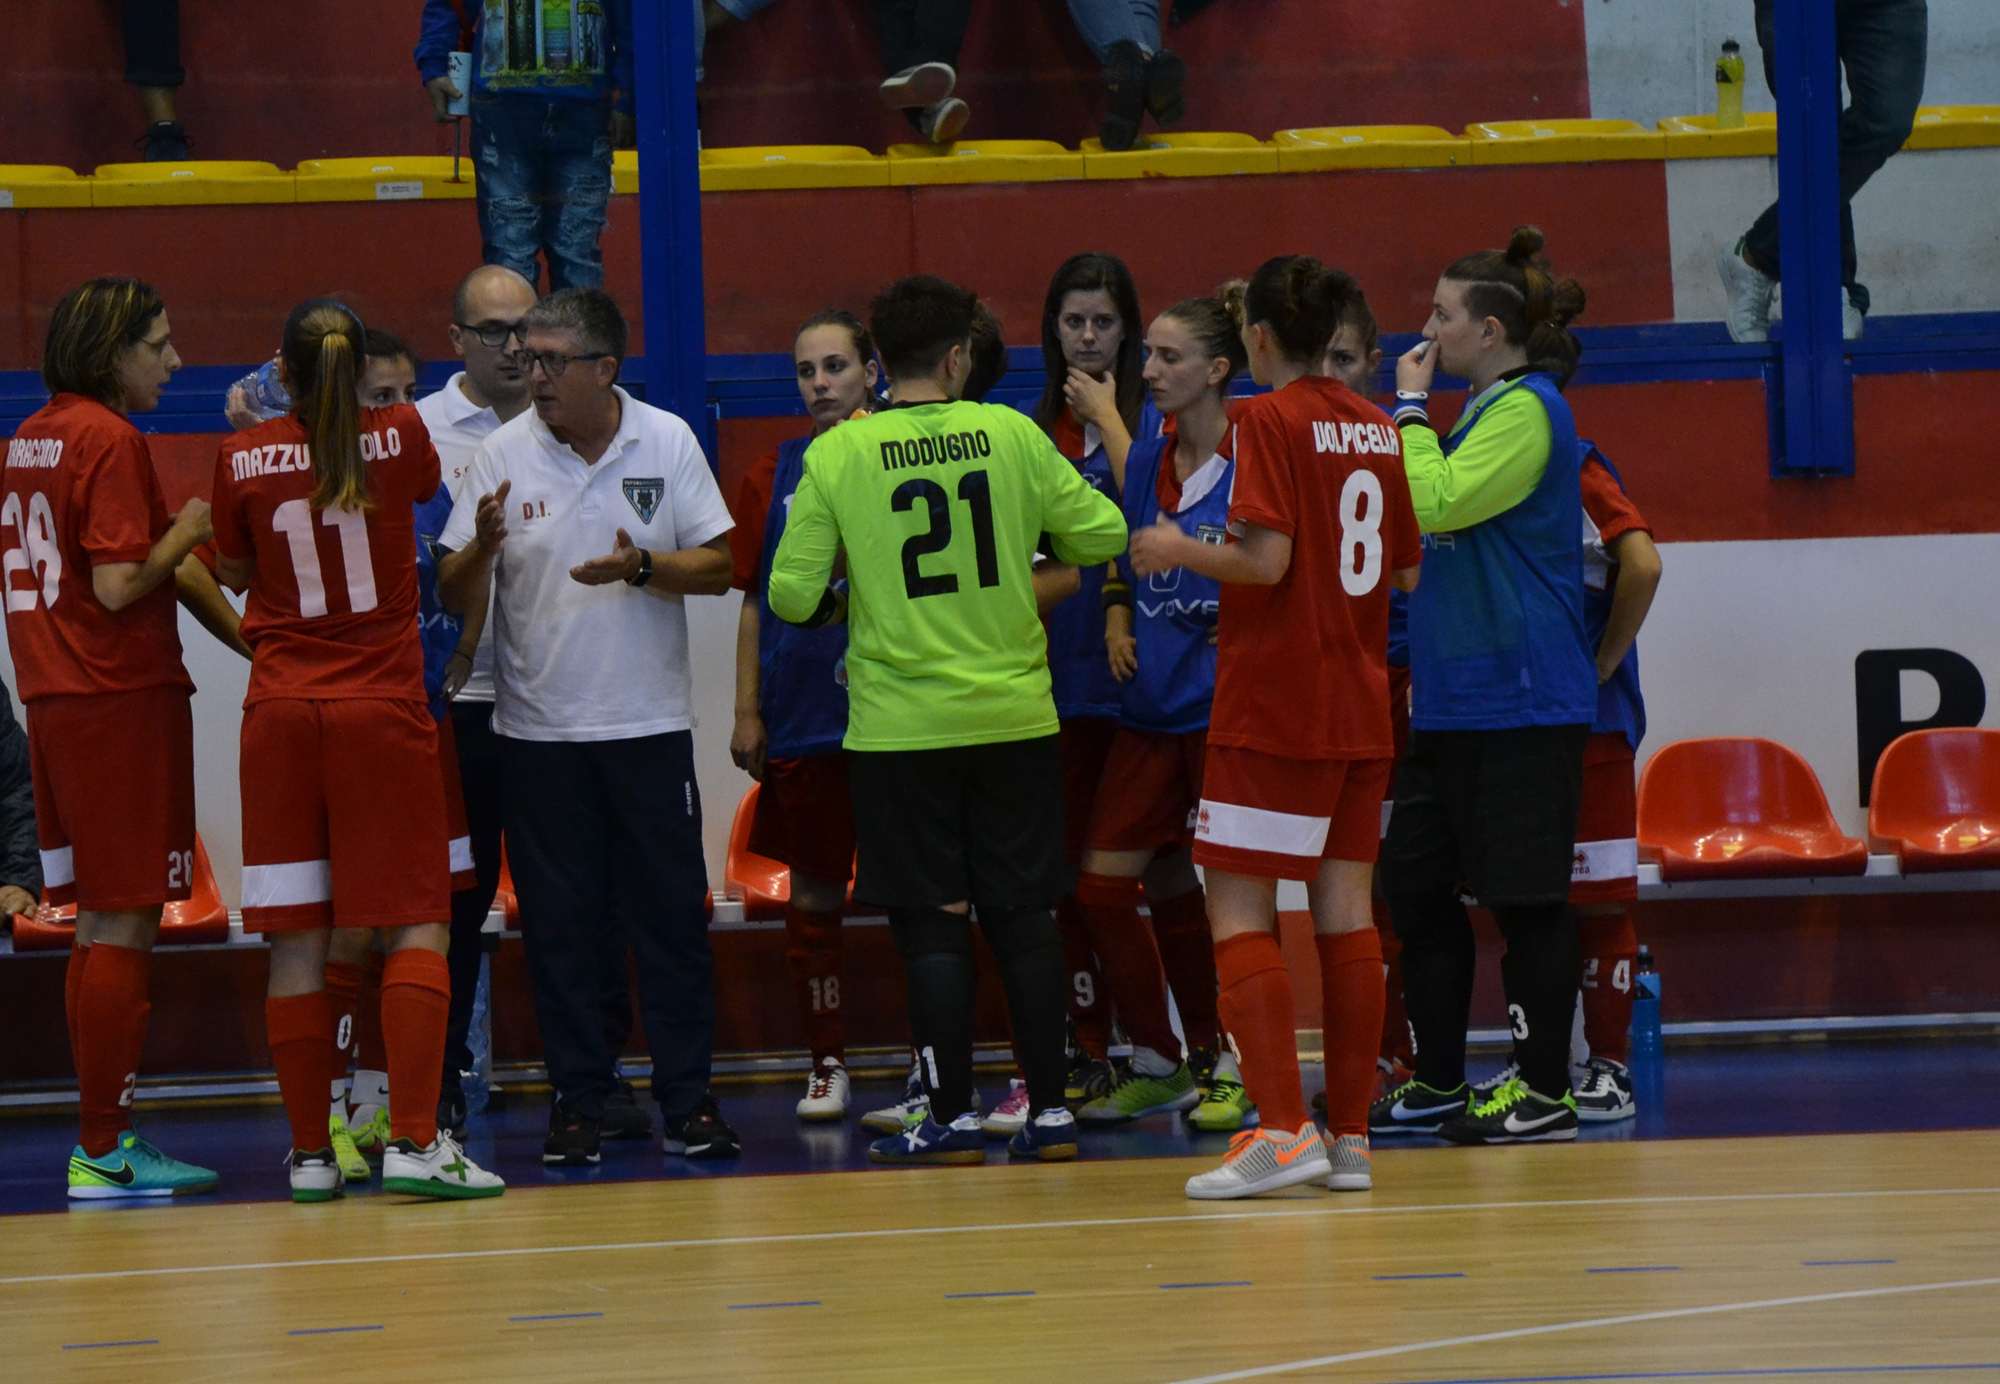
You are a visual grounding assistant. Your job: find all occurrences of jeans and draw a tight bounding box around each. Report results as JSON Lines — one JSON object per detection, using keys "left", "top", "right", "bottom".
{"left": 472, "top": 95, "right": 614, "bottom": 293}
{"left": 1066, "top": 0, "right": 1162, "bottom": 62}
{"left": 1743, "top": 0, "right": 1928, "bottom": 314}
{"left": 122, "top": 0, "right": 182, "bottom": 88}
{"left": 871, "top": 0, "right": 973, "bottom": 74}
{"left": 502, "top": 730, "right": 714, "bottom": 1121}
{"left": 695, "top": 0, "right": 779, "bottom": 79}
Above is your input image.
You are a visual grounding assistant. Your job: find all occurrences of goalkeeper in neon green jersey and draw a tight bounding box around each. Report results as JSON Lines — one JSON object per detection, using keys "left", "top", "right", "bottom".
{"left": 768, "top": 274, "right": 1127, "bottom": 1165}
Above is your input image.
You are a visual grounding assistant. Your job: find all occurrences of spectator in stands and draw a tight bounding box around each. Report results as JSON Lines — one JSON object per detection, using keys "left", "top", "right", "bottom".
{"left": 415, "top": 1, "right": 634, "bottom": 292}
{"left": 698, "top": 0, "right": 777, "bottom": 81}
{"left": 1718, "top": 0, "right": 1928, "bottom": 342}
{"left": 1065, "top": 2, "right": 1186, "bottom": 151}
{"left": 0, "top": 690, "right": 40, "bottom": 925}
{"left": 437, "top": 287, "right": 741, "bottom": 1166}
{"left": 124, "top": 0, "right": 190, "bottom": 160}
{"left": 872, "top": 2, "right": 974, "bottom": 144}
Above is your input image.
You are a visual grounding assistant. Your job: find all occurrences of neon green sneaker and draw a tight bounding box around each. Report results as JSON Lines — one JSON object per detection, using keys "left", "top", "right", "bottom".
{"left": 330, "top": 1110, "right": 371, "bottom": 1183}
{"left": 1435, "top": 1076, "right": 1578, "bottom": 1145}
{"left": 349, "top": 1105, "right": 392, "bottom": 1154}
{"left": 1187, "top": 1053, "right": 1259, "bottom": 1133}
{"left": 1077, "top": 1058, "right": 1198, "bottom": 1123}
{"left": 68, "top": 1131, "right": 219, "bottom": 1201}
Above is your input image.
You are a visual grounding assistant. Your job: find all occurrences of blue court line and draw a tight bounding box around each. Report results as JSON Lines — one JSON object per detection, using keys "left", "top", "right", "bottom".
{"left": 1802, "top": 1258, "right": 1898, "bottom": 1267}
{"left": 1373, "top": 1271, "right": 1469, "bottom": 1281}
{"left": 1397, "top": 1365, "right": 2000, "bottom": 1384}
{"left": 508, "top": 1311, "right": 605, "bottom": 1322}
{"left": 726, "top": 1300, "right": 820, "bottom": 1311}
{"left": 943, "top": 1290, "right": 1036, "bottom": 1300}
{"left": 61, "top": 1339, "right": 158, "bottom": 1351}
{"left": 1160, "top": 1281, "right": 1252, "bottom": 1290}
{"left": 1586, "top": 1265, "right": 1683, "bottom": 1274}
{"left": 287, "top": 1325, "right": 384, "bottom": 1336}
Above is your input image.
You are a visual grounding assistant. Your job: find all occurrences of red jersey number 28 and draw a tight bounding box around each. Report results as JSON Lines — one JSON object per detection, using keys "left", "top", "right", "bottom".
{"left": 1338, "top": 469, "right": 1384, "bottom": 597}
{"left": 2, "top": 491, "right": 63, "bottom": 612}
{"left": 272, "top": 499, "right": 377, "bottom": 618}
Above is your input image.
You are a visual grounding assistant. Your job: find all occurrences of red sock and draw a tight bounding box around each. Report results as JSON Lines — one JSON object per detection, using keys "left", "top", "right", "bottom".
{"left": 783, "top": 903, "right": 846, "bottom": 1066}
{"left": 64, "top": 942, "right": 92, "bottom": 1079}
{"left": 353, "top": 948, "right": 386, "bottom": 1079}
{"left": 1148, "top": 886, "right": 1219, "bottom": 1054}
{"left": 1214, "top": 932, "right": 1306, "bottom": 1132}
{"left": 75, "top": 942, "right": 151, "bottom": 1157}
{"left": 1316, "top": 930, "right": 1386, "bottom": 1136}
{"left": 1076, "top": 873, "right": 1179, "bottom": 1060}
{"left": 1578, "top": 910, "right": 1639, "bottom": 1064}
{"left": 1373, "top": 897, "right": 1413, "bottom": 1066}
{"left": 323, "top": 960, "right": 363, "bottom": 1100}
{"left": 381, "top": 947, "right": 450, "bottom": 1147}
{"left": 267, "top": 990, "right": 337, "bottom": 1153}
{"left": 1055, "top": 896, "right": 1110, "bottom": 1058}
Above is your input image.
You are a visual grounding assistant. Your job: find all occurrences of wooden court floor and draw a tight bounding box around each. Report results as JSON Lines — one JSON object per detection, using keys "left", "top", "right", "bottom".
{"left": 6, "top": 1130, "right": 1999, "bottom": 1383}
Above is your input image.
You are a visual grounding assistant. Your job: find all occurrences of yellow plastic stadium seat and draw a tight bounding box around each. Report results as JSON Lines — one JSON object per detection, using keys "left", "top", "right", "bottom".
{"left": 0, "top": 165, "right": 92, "bottom": 210}
{"left": 1079, "top": 132, "right": 1278, "bottom": 180}
{"left": 1658, "top": 113, "right": 1778, "bottom": 159}
{"left": 1905, "top": 104, "right": 2000, "bottom": 151}
{"left": 1463, "top": 119, "right": 1665, "bottom": 166}
{"left": 887, "top": 140, "right": 1084, "bottom": 186}
{"left": 90, "top": 160, "right": 295, "bottom": 207}
{"left": 1274, "top": 125, "right": 1468, "bottom": 171}
{"left": 294, "top": 157, "right": 476, "bottom": 202}
{"left": 699, "top": 146, "right": 889, "bottom": 192}
{"left": 613, "top": 148, "right": 638, "bottom": 193}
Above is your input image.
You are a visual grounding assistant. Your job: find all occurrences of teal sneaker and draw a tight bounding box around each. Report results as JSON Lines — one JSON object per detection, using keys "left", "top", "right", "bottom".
{"left": 1077, "top": 1058, "right": 1198, "bottom": 1124}
{"left": 1436, "top": 1076, "right": 1578, "bottom": 1145}
{"left": 68, "top": 1131, "right": 219, "bottom": 1201}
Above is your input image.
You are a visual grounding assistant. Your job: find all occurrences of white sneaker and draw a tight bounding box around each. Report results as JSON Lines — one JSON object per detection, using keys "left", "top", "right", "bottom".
{"left": 381, "top": 1131, "right": 504, "bottom": 1200}
{"left": 1574, "top": 1056, "right": 1637, "bottom": 1123}
{"left": 861, "top": 1059, "right": 929, "bottom": 1135}
{"left": 1185, "top": 1123, "right": 1331, "bottom": 1200}
{"left": 1843, "top": 290, "right": 1864, "bottom": 340}
{"left": 796, "top": 1058, "right": 850, "bottom": 1123}
{"left": 1326, "top": 1132, "right": 1373, "bottom": 1192}
{"left": 980, "top": 1078, "right": 1030, "bottom": 1138}
{"left": 289, "top": 1148, "right": 343, "bottom": 1204}
{"left": 1718, "top": 239, "right": 1777, "bottom": 343}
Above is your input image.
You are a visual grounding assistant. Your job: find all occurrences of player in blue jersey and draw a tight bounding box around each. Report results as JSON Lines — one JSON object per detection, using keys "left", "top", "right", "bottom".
{"left": 727, "top": 309, "right": 879, "bottom": 1125}
{"left": 1071, "top": 293, "right": 1244, "bottom": 1130}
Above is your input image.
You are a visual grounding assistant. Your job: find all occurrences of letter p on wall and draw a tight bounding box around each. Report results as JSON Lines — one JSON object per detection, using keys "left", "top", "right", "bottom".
{"left": 1854, "top": 648, "right": 1987, "bottom": 806}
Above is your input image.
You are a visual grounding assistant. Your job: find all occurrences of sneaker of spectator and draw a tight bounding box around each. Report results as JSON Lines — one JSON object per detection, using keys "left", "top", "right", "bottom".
{"left": 1069, "top": 2, "right": 1186, "bottom": 150}
{"left": 879, "top": 62, "right": 968, "bottom": 145}
{"left": 139, "top": 121, "right": 190, "bottom": 162}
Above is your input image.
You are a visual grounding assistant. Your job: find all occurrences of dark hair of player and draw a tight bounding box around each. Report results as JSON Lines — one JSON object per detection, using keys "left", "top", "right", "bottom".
{"left": 364, "top": 327, "right": 417, "bottom": 371}
{"left": 1033, "top": 251, "right": 1144, "bottom": 435}
{"left": 520, "top": 286, "right": 629, "bottom": 364}
{"left": 962, "top": 302, "right": 1007, "bottom": 403}
{"left": 1165, "top": 293, "right": 1250, "bottom": 393}
{"left": 1237, "top": 255, "right": 1361, "bottom": 364}
{"left": 282, "top": 298, "right": 371, "bottom": 513}
{"left": 795, "top": 308, "right": 875, "bottom": 371}
{"left": 1338, "top": 285, "right": 1379, "bottom": 359}
{"left": 41, "top": 276, "right": 167, "bottom": 406}
{"left": 1441, "top": 225, "right": 1588, "bottom": 385}
{"left": 868, "top": 274, "right": 978, "bottom": 382}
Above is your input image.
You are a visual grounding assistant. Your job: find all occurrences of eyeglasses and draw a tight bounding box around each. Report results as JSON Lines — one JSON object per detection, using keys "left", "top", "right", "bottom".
{"left": 517, "top": 350, "right": 612, "bottom": 379}
{"left": 454, "top": 320, "right": 526, "bottom": 349}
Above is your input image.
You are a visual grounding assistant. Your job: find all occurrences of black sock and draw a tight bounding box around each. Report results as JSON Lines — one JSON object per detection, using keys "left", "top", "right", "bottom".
{"left": 1387, "top": 888, "right": 1476, "bottom": 1092}
{"left": 1495, "top": 902, "right": 1580, "bottom": 1100}
{"left": 978, "top": 905, "right": 1069, "bottom": 1114}
{"left": 888, "top": 908, "right": 976, "bottom": 1121}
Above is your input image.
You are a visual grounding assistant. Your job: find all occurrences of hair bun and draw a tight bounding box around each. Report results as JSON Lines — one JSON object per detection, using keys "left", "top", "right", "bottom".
{"left": 1505, "top": 225, "right": 1547, "bottom": 266}
{"left": 1215, "top": 278, "right": 1248, "bottom": 331}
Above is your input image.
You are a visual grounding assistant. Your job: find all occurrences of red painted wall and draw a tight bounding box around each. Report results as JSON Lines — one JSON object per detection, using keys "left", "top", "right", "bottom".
{"left": 4, "top": 2, "right": 1588, "bottom": 170}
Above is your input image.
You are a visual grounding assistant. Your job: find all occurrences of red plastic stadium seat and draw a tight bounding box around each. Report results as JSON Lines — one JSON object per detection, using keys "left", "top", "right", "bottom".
{"left": 1867, "top": 728, "right": 2000, "bottom": 872}
{"left": 725, "top": 784, "right": 790, "bottom": 920}
{"left": 1637, "top": 737, "right": 1867, "bottom": 880}
{"left": 10, "top": 835, "right": 231, "bottom": 949}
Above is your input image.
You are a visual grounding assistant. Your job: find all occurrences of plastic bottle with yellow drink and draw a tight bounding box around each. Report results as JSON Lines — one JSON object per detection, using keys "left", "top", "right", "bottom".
{"left": 1715, "top": 39, "right": 1746, "bottom": 129}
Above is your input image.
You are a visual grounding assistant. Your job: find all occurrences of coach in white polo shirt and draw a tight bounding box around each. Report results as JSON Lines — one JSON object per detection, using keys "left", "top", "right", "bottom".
{"left": 438, "top": 286, "right": 741, "bottom": 1163}
{"left": 417, "top": 263, "right": 537, "bottom": 1128}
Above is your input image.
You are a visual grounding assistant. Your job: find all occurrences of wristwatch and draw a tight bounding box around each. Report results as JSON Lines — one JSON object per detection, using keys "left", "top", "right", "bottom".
{"left": 627, "top": 547, "right": 654, "bottom": 588}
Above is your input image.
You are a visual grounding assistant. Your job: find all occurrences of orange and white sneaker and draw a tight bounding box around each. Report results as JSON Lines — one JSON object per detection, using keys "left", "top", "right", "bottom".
{"left": 1185, "top": 1123, "right": 1331, "bottom": 1200}
{"left": 1326, "top": 1132, "right": 1372, "bottom": 1192}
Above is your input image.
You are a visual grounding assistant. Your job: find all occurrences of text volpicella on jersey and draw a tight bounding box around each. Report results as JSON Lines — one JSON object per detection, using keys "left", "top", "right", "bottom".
{"left": 878, "top": 429, "right": 994, "bottom": 471}
{"left": 1312, "top": 420, "right": 1401, "bottom": 457}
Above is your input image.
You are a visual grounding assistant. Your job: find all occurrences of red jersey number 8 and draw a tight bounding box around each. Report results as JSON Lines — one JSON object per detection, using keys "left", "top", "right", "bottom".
{"left": 1338, "top": 468, "right": 1384, "bottom": 597}
{"left": 1, "top": 491, "right": 63, "bottom": 612}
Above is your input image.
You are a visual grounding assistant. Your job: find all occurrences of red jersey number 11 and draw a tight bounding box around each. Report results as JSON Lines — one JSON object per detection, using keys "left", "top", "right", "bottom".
{"left": 272, "top": 498, "right": 377, "bottom": 618}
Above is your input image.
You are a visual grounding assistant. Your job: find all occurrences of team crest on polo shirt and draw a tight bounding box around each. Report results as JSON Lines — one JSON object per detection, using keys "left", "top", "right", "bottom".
{"left": 1195, "top": 523, "right": 1227, "bottom": 546}
{"left": 622, "top": 477, "right": 665, "bottom": 523}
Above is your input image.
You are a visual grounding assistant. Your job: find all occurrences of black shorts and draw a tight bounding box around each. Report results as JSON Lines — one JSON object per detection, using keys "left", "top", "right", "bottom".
{"left": 848, "top": 734, "right": 1068, "bottom": 910}
{"left": 1382, "top": 724, "right": 1587, "bottom": 908}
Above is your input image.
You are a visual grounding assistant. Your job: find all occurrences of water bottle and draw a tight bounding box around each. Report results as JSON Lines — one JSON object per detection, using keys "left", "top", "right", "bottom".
{"left": 1629, "top": 945, "right": 1665, "bottom": 1105}
{"left": 230, "top": 359, "right": 290, "bottom": 424}
{"left": 1715, "top": 39, "right": 1746, "bottom": 129}
{"left": 463, "top": 953, "right": 493, "bottom": 1117}
{"left": 542, "top": 0, "right": 573, "bottom": 69}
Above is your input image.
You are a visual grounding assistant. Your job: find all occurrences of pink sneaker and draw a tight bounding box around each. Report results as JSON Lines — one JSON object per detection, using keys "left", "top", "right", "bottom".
{"left": 980, "top": 1078, "right": 1030, "bottom": 1138}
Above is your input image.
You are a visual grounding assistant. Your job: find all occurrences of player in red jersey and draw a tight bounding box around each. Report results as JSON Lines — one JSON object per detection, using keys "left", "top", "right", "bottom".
{"left": 1132, "top": 258, "right": 1421, "bottom": 1200}
{"left": 4, "top": 277, "right": 221, "bottom": 1200}
{"left": 210, "top": 298, "right": 501, "bottom": 1203}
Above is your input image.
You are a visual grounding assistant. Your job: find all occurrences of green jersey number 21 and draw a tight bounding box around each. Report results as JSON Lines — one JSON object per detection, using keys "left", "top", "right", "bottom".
{"left": 892, "top": 470, "right": 999, "bottom": 599}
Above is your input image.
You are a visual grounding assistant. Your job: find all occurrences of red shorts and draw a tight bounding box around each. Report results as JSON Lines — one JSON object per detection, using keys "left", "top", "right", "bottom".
{"left": 1060, "top": 718, "right": 1118, "bottom": 864}
{"left": 1195, "top": 746, "right": 1394, "bottom": 880}
{"left": 25, "top": 686, "right": 194, "bottom": 911}
{"left": 1084, "top": 728, "right": 1205, "bottom": 853}
{"left": 748, "top": 752, "right": 856, "bottom": 885}
{"left": 437, "top": 713, "right": 475, "bottom": 891}
{"left": 1570, "top": 732, "right": 1638, "bottom": 905}
{"left": 240, "top": 698, "right": 450, "bottom": 932}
